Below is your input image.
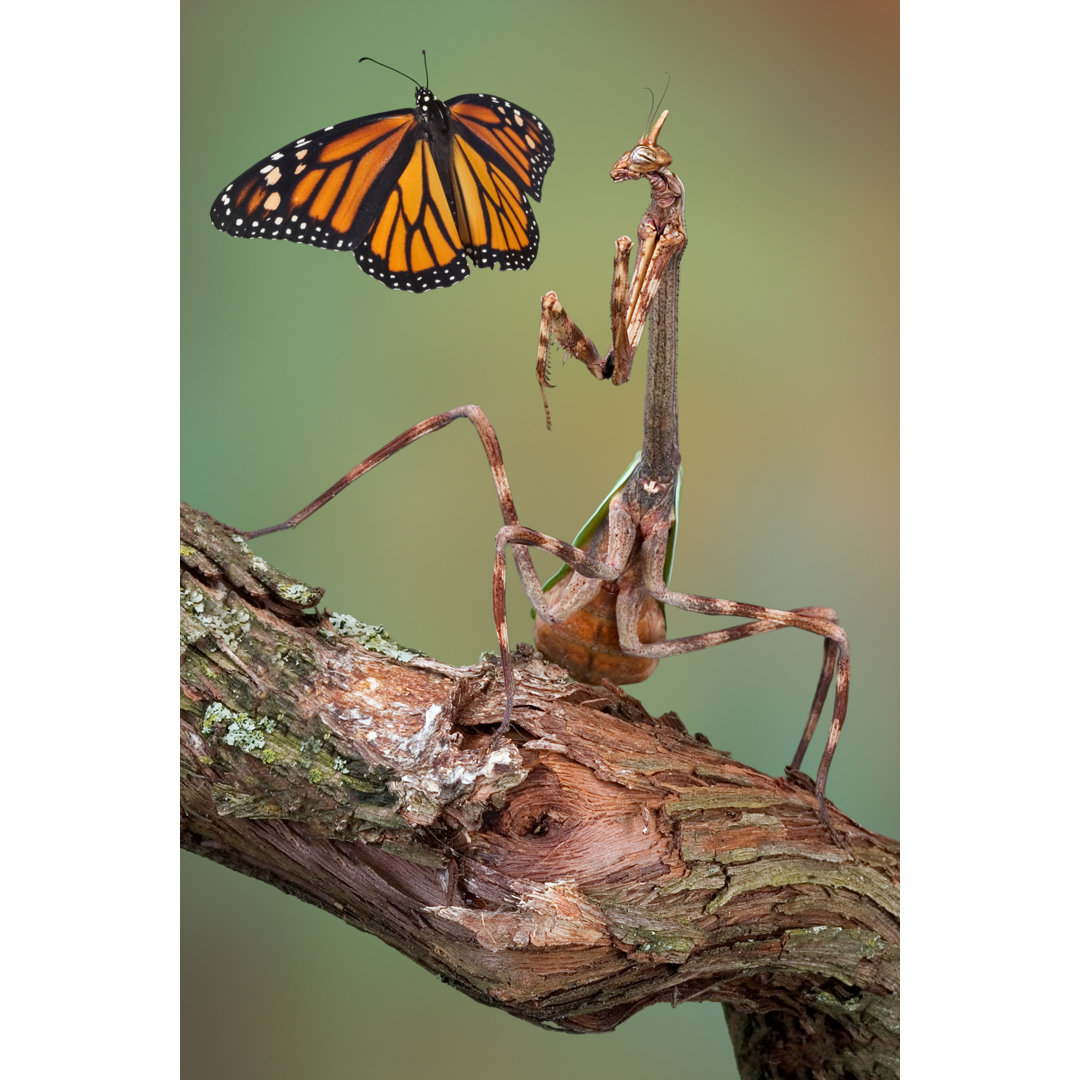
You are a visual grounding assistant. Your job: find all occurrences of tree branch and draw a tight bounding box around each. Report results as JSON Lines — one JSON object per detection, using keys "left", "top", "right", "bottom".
{"left": 181, "top": 503, "right": 899, "bottom": 1078}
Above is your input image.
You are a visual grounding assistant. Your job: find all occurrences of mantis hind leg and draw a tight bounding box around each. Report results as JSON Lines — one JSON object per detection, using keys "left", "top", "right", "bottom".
{"left": 621, "top": 529, "right": 851, "bottom": 844}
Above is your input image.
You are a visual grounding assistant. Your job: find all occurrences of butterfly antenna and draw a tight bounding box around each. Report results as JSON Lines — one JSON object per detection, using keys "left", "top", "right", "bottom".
{"left": 421, "top": 49, "right": 430, "bottom": 89}
{"left": 357, "top": 56, "right": 422, "bottom": 88}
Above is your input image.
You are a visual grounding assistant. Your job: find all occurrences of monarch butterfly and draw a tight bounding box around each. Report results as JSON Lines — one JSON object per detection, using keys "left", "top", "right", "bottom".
{"left": 209, "top": 61, "right": 555, "bottom": 293}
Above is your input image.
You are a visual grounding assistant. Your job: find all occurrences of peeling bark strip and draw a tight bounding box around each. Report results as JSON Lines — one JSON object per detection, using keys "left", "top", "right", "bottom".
{"left": 181, "top": 503, "right": 899, "bottom": 1077}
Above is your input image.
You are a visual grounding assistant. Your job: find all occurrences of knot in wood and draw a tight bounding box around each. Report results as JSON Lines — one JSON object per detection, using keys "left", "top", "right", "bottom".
{"left": 480, "top": 757, "right": 678, "bottom": 889}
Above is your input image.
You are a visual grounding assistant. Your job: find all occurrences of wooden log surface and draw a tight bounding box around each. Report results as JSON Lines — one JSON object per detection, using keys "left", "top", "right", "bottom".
{"left": 181, "top": 502, "right": 899, "bottom": 1078}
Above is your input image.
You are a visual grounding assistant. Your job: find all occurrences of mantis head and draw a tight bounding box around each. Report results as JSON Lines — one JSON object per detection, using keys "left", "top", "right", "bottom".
{"left": 611, "top": 110, "right": 673, "bottom": 182}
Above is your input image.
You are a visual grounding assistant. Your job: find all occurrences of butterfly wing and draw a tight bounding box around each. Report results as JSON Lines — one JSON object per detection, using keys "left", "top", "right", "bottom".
{"left": 210, "top": 91, "right": 555, "bottom": 292}
{"left": 211, "top": 108, "right": 441, "bottom": 251}
{"left": 447, "top": 94, "right": 555, "bottom": 199}
{"left": 352, "top": 135, "right": 472, "bottom": 291}
{"left": 444, "top": 95, "right": 556, "bottom": 273}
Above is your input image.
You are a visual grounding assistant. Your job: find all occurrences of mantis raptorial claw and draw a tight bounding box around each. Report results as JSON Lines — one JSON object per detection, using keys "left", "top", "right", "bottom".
{"left": 534, "top": 111, "right": 686, "bottom": 428}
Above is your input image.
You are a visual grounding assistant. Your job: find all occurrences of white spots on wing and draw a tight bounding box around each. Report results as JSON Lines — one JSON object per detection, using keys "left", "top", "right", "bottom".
{"left": 294, "top": 163, "right": 307, "bottom": 174}
{"left": 265, "top": 166, "right": 282, "bottom": 185}
{"left": 296, "top": 147, "right": 308, "bottom": 160}
{"left": 274, "top": 216, "right": 283, "bottom": 225}
{"left": 264, "top": 191, "right": 281, "bottom": 211}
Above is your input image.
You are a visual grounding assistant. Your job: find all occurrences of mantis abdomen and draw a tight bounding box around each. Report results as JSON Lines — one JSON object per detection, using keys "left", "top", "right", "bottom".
{"left": 534, "top": 576, "right": 665, "bottom": 685}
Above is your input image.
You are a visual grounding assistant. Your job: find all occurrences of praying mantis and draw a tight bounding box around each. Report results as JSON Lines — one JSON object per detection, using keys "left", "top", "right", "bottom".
{"left": 240, "top": 111, "right": 851, "bottom": 839}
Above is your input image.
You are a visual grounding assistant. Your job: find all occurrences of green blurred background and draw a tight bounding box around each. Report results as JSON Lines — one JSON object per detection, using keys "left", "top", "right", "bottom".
{"left": 182, "top": 0, "right": 897, "bottom": 1074}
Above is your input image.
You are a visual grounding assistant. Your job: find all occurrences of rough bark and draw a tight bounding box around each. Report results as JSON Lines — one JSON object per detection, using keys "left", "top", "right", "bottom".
{"left": 181, "top": 503, "right": 899, "bottom": 1078}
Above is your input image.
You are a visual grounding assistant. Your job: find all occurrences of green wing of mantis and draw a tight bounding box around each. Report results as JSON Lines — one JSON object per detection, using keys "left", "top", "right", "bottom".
{"left": 535, "top": 454, "right": 683, "bottom": 605}
{"left": 664, "top": 463, "right": 683, "bottom": 586}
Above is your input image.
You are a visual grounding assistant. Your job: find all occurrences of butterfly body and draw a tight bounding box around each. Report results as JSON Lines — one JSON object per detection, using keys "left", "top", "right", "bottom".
{"left": 210, "top": 85, "right": 555, "bottom": 292}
